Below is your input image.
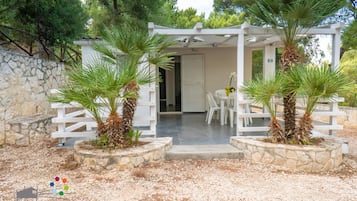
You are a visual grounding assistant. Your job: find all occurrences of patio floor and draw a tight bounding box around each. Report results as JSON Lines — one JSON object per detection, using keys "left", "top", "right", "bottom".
{"left": 156, "top": 113, "right": 269, "bottom": 145}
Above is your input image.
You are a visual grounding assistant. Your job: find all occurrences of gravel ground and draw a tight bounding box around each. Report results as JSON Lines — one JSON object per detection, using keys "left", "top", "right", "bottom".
{"left": 1, "top": 125, "right": 357, "bottom": 201}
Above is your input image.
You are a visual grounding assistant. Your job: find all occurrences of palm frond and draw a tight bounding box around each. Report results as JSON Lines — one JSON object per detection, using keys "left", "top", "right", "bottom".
{"left": 241, "top": 74, "right": 283, "bottom": 118}
{"left": 293, "top": 64, "right": 352, "bottom": 113}
{"left": 249, "top": 0, "right": 344, "bottom": 44}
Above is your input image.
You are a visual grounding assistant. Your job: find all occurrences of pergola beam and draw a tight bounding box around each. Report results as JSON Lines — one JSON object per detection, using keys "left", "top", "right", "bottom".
{"left": 150, "top": 22, "right": 341, "bottom": 38}
{"left": 152, "top": 29, "right": 243, "bottom": 36}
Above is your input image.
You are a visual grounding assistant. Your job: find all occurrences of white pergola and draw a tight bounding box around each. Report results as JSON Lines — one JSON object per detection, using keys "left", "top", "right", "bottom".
{"left": 150, "top": 22, "right": 344, "bottom": 136}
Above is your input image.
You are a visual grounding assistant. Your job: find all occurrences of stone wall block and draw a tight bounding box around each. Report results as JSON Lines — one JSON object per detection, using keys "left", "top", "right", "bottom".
{"left": 119, "top": 157, "right": 130, "bottom": 165}
{"left": 16, "top": 135, "right": 30, "bottom": 145}
{"left": 286, "top": 150, "right": 297, "bottom": 159}
{"left": 97, "top": 158, "right": 109, "bottom": 168}
{"left": 273, "top": 148, "right": 286, "bottom": 158}
{"left": 11, "top": 124, "right": 21, "bottom": 133}
{"left": 273, "top": 155, "right": 285, "bottom": 166}
{"left": 261, "top": 152, "right": 274, "bottom": 164}
{"left": 334, "top": 155, "right": 342, "bottom": 168}
{"left": 83, "top": 158, "right": 96, "bottom": 166}
{"left": 133, "top": 157, "right": 145, "bottom": 167}
{"left": 153, "top": 150, "right": 162, "bottom": 161}
{"left": 8, "top": 60, "right": 17, "bottom": 70}
{"left": 143, "top": 153, "right": 153, "bottom": 162}
{"left": 297, "top": 163, "right": 312, "bottom": 172}
{"left": 31, "top": 122, "right": 39, "bottom": 130}
{"left": 322, "top": 159, "right": 334, "bottom": 171}
{"left": 251, "top": 151, "right": 262, "bottom": 162}
{"left": 286, "top": 158, "right": 297, "bottom": 169}
{"left": 316, "top": 151, "right": 330, "bottom": 164}
{"left": 296, "top": 151, "right": 311, "bottom": 164}
{"left": 244, "top": 150, "right": 252, "bottom": 160}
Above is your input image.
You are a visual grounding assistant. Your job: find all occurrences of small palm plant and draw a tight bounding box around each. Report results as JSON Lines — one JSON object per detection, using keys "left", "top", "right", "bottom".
{"left": 93, "top": 26, "right": 175, "bottom": 145}
{"left": 289, "top": 64, "right": 352, "bottom": 144}
{"left": 49, "top": 60, "right": 139, "bottom": 146}
{"left": 242, "top": 64, "right": 352, "bottom": 145}
{"left": 241, "top": 74, "right": 285, "bottom": 143}
{"left": 50, "top": 26, "right": 175, "bottom": 147}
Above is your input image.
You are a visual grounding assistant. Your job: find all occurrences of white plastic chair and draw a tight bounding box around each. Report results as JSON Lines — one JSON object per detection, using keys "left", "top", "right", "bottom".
{"left": 214, "top": 89, "right": 226, "bottom": 98}
{"left": 228, "top": 93, "right": 252, "bottom": 128}
{"left": 206, "top": 92, "right": 227, "bottom": 124}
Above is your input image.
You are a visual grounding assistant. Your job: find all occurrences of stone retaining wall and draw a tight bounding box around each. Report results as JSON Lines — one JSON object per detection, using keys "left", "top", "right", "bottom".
{"left": 231, "top": 136, "right": 343, "bottom": 172}
{"left": 0, "top": 49, "right": 65, "bottom": 144}
{"left": 74, "top": 137, "right": 172, "bottom": 170}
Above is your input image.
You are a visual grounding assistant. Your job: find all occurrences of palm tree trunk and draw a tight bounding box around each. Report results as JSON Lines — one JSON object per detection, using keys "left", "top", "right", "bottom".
{"left": 96, "top": 120, "right": 106, "bottom": 137}
{"left": 280, "top": 45, "right": 300, "bottom": 138}
{"left": 269, "top": 118, "right": 285, "bottom": 143}
{"left": 279, "top": 45, "right": 301, "bottom": 72}
{"left": 122, "top": 81, "right": 140, "bottom": 136}
{"left": 283, "top": 93, "right": 296, "bottom": 138}
{"left": 296, "top": 113, "right": 313, "bottom": 144}
{"left": 106, "top": 113, "right": 125, "bottom": 146}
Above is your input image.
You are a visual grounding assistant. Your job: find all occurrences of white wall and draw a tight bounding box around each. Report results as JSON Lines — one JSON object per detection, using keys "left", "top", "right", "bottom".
{"left": 168, "top": 47, "right": 252, "bottom": 94}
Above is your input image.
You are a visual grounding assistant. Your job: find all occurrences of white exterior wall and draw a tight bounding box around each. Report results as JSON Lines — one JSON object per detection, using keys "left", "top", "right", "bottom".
{"left": 168, "top": 47, "right": 251, "bottom": 94}
{"left": 80, "top": 43, "right": 101, "bottom": 66}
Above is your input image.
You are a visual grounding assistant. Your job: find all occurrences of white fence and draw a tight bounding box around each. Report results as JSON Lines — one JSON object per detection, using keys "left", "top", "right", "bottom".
{"left": 51, "top": 86, "right": 156, "bottom": 141}
{"left": 236, "top": 96, "right": 345, "bottom": 135}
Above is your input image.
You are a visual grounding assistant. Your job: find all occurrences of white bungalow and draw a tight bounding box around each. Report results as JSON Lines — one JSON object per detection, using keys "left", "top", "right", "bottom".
{"left": 51, "top": 22, "right": 345, "bottom": 141}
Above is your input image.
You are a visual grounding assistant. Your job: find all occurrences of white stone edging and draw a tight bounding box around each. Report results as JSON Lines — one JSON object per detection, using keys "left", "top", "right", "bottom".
{"left": 230, "top": 136, "right": 343, "bottom": 172}
{"left": 74, "top": 137, "right": 172, "bottom": 170}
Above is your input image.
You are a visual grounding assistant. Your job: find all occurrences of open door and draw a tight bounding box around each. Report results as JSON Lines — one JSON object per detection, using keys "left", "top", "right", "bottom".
{"left": 159, "top": 56, "right": 181, "bottom": 113}
{"left": 181, "top": 55, "right": 205, "bottom": 112}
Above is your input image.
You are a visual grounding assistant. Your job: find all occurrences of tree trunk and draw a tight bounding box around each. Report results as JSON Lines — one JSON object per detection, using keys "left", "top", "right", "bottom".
{"left": 113, "top": 0, "right": 119, "bottom": 16}
{"left": 96, "top": 120, "right": 106, "bottom": 137}
{"left": 122, "top": 81, "right": 140, "bottom": 136}
{"left": 296, "top": 113, "right": 313, "bottom": 144}
{"left": 269, "top": 118, "right": 285, "bottom": 143}
{"left": 279, "top": 45, "right": 301, "bottom": 138}
{"left": 283, "top": 92, "right": 296, "bottom": 138}
{"left": 106, "top": 113, "right": 125, "bottom": 146}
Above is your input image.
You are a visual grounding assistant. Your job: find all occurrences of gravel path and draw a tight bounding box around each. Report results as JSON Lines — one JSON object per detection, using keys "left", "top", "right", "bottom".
{"left": 1, "top": 126, "right": 357, "bottom": 201}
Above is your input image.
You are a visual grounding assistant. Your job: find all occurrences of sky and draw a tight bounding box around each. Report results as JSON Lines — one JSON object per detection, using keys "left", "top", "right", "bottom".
{"left": 176, "top": 0, "right": 214, "bottom": 18}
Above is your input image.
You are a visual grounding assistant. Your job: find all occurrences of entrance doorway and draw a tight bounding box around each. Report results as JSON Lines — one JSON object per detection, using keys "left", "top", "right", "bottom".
{"left": 159, "top": 55, "right": 205, "bottom": 113}
{"left": 159, "top": 56, "right": 181, "bottom": 112}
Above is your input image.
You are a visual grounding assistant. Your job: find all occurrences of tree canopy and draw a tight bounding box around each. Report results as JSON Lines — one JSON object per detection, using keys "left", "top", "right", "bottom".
{"left": 0, "top": 0, "right": 88, "bottom": 62}
{"left": 85, "top": 0, "right": 171, "bottom": 34}
{"left": 0, "top": 0, "right": 87, "bottom": 46}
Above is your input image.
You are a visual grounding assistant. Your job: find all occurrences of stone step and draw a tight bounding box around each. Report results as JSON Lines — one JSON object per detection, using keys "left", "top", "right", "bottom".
{"left": 165, "top": 144, "right": 244, "bottom": 160}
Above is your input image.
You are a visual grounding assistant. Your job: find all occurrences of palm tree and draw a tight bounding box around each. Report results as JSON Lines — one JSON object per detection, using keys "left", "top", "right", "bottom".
{"left": 93, "top": 26, "right": 175, "bottom": 142}
{"left": 49, "top": 61, "right": 137, "bottom": 146}
{"left": 289, "top": 64, "right": 351, "bottom": 144}
{"left": 249, "top": 0, "right": 344, "bottom": 137}
{"left": 241, "top": 74, "right": 285, "bottom": 143}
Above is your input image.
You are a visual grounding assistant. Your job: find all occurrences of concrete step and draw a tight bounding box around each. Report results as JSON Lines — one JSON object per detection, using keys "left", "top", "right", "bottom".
{"left": 165, "top": 144, "right": 244, "bottom": 160}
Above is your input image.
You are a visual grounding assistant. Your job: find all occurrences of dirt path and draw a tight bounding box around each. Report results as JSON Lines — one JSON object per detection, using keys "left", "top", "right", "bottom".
{"left": 0, "top": 126, "right": 356, "bottom": 201}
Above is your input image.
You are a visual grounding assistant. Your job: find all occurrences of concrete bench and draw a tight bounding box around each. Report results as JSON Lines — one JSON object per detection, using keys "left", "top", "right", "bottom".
{"left": 7, "top": 114, "right": 53, "bottom": 145}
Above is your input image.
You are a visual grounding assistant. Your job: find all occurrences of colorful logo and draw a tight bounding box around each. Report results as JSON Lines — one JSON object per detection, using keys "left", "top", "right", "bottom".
{"left": 16, "top": 176, "right": 72, "bottom": 199}
{"left": 49, "top": 176, "right": 70, "bottom": 196}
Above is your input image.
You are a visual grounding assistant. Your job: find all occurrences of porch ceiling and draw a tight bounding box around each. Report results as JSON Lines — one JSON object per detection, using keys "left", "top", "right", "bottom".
{"left": 149, "top": 22, "right": 343, "bottom": 49}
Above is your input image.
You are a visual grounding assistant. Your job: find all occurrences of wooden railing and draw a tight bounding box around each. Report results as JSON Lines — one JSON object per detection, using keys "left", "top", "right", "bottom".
{"left": 50, "top": 86, "right": 157, "bottom": 142}
{"left": 236, "top": 96, "right": 345, "bottom": 135}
